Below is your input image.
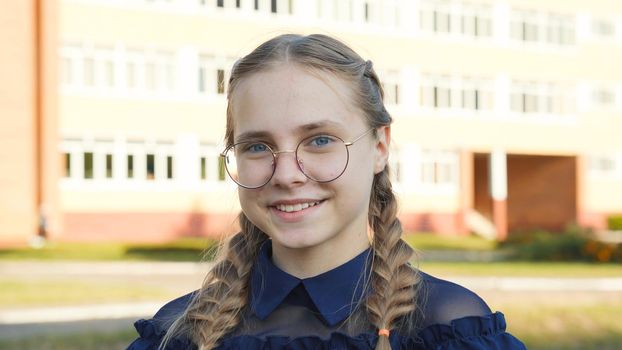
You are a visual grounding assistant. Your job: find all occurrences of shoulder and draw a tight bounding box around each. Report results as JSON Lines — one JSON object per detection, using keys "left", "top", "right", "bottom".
{"left": 417, "top": 271, "right": 492, "bottom": 328}
{"left": 153, "top": 291, "right": 196, "bottom": 324}
{"left": 126, "top": 291, "right": 197, "bottom": 350}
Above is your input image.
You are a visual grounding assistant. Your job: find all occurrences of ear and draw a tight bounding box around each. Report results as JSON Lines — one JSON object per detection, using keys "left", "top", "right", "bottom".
{"left": 374, "top": 126, "right": 390, "bottom": 174}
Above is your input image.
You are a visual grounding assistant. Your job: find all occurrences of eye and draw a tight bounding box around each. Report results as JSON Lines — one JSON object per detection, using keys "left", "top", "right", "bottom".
{"left": 308, "top": 135, "right": 334, "bottom": 147}
{"left": 242, "top": 142, "right": 269, "bottom": 153}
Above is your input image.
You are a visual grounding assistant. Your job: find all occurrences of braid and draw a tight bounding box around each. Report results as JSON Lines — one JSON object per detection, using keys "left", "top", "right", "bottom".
{"left": 366, "top": 168, "right": 420, "bottom": 350}
{"left": 177, "top": 213, "right": 267, "bottom": 350}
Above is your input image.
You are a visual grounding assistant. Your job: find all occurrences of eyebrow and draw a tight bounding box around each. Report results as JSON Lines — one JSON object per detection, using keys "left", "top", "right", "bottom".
{"left": 234, "top": 120, "right": 345, "bottom": 143}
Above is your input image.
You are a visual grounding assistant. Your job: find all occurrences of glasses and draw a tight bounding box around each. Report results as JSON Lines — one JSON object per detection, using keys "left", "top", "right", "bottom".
{"left": 220, "top": 128, "right": 375, "bottom": 189}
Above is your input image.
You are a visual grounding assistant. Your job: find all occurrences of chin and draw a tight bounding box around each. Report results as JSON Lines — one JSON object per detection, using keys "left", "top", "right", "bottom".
{"left": 270, "top": 230, "right": 324, "bottom": 250}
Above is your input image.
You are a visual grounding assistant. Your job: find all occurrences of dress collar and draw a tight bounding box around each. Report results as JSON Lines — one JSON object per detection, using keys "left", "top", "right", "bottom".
{"left": 250, "top": 240, "right": 372, "bottom": 326}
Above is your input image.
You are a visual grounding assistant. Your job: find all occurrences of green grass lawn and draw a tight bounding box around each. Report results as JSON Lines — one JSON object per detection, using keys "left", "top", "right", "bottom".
{"left": 0, "top": 329, "right": 137, "bottom": 350}
{"left": 498, "top": 296, "right": 622, "bottom": 350}
{"left": 0, "top": 238, "right": 216, "bottom": 261}
{"left": 403, "top": 232, "right": 498, "bottom": 251}
{"left": 0, "top": 279, "right": 175, "bottom": 307}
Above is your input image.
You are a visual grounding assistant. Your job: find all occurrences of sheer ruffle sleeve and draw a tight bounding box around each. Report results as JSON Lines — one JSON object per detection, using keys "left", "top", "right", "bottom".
{"left": 125, "top": 292, "right": 196, "bottom": 350}
{"left": 212, "top": 312, "right": 525, "bottom": 349}
{"left": 416, "top": 312, "right": 527, "bottom": 349}
{"left": 126, "top": 318, "right": 196, "bottom": 350}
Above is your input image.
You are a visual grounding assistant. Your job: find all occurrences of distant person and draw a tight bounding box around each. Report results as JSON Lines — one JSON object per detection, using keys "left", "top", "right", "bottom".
{"left": 126, "top": 34, "right": 527, "bottom": 350}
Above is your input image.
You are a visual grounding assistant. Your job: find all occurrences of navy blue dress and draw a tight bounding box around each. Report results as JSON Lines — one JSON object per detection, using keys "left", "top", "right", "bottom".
{"left": 127, "top": 241, "right": 527, "bottom": 349}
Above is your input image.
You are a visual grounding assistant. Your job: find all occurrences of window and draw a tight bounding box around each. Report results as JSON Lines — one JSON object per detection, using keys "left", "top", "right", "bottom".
{"left": 60, "top": 45, "right": 176, "bottom": 95}
{"left": 218, "top": 156, "right": 226, "bottom": 181}
{"left": 105, "top": 154, "right": 113, "bottom": 178}
{"left": 166, "top": 156, "right": 173, "bottom": 179}
{"left": 547, "top": 14, "right": 575, "bottom": 45}
{"left": 593, "top": 87, "right": 615, "bottom": 108}
{"left": 84, "top": 152, "right": 94, "bottom": 179}
{"left": 127, "top": 155, "right": 134, "bottom": 179}
{"left": 126, "top": 62, "right": 137, "bottom": 89}
{"left": 421, "top": 74, "right": 493, "bottom": 112}
{"left": 435, "top": 86, "right": 451, "bottom": 108}
{"left": 61, "top": 57, "right": 73, "bottom": 86}
{"left": 434, "top": 8, "right": 451, "bottom": 32}
{"left": 146, "top": 154, "right": 156, "bottom": 180}
{"left": 84, "top": 58, "right": 95, "bottom": 87}
{"left": 200, "top": 145, "right": 227, "bottom": 182}
{"left": 419, "top": 149, "right": 459, "bottom": 188}
{"left": 200, "top": 157, "right": 207, "bottom": 180}
{"left": 120, "top": 50, "right": 174, "bottom": 93}
{"left": 63, "top": 153, "right": 71, "bottom": 178}
{"left": 590, "top": 156, "right": 616, "bottom": 172}
{"left": 389, "top": 149, "right": 402, "bottom": 185}
{"left": 125, "top": 49, "right": 144, "bottom": 91}
{"left": 592, "top": 19, "right": 615, "bottom": 38}
{"left": 461, "top": 89, "right": 478, "bottom": 110}
{"left": 198, "top": 57, "right": 209, "bottom": 93}
{"left": 145, "top": 63, "right": 156, "bottom": 90}
{"left": 511, "top": 10, "right": 575, "bottom": 46}
{"left": 596, "top": 89, "right": 615, "bottom": 105}
{"left": 460, "top": 6, "right": 492, "bottom": 37}
{"left": 588, "top": 155, "right": 622, "bottom": 178}
{"left": 421, "top": 75, "right": 452, "bottom": 109}
{"left": 59, "top": 138, "right": 181, "bottom": 183}
{"left": 198, "top": 55, "right": 233, "bottom": 96}
{"left": 510, "top": 81, "right": 569, "bottom": 115}
{"left": 420, "top": 0, "right": 451, "bottom": 33}
{"left": 381, "top": 70, "right": 401, "bottom": 105}
{"left": 420, "top": 1, "right": 492, "bottom": 38}
{"left": 103, "top": 60, "right": 115, "bottom": 87}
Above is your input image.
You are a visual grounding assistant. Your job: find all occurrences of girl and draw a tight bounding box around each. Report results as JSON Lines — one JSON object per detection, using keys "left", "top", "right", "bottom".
{"left": 127, "top": 34, "right": 527, "bottom": 350}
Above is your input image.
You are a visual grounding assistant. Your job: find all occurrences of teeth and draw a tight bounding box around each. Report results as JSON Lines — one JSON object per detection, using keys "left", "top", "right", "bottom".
{"left": 276, "top": 201, "right": 320, "bottom": 213}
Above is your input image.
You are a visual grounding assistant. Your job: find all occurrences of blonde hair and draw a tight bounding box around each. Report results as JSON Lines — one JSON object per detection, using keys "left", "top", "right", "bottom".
{"left": 163, "top": 34, "right": 421, "bottom": 350}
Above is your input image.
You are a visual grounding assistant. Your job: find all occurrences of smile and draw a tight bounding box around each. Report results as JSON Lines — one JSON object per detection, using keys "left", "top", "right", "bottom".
{"left": 275, "top": 201, "right": 322, "bottom": 213}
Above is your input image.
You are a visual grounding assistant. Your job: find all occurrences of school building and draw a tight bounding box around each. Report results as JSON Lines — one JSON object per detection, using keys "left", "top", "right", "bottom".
{"left": 2, "top": 0, "right": 622, "bottom": 246}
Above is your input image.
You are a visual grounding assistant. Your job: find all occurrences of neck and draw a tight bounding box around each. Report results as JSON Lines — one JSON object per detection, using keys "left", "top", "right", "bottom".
{"left": 270, "top": 230, "right": 371, "bottom": 279}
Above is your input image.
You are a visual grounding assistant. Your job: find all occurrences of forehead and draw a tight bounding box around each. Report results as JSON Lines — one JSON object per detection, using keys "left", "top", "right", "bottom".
{"left": 231, "top": 65, "right": 364, "bottom": 139}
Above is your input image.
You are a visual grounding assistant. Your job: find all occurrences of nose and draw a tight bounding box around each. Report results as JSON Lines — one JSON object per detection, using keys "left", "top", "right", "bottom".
{"left": 270, "top": 150, "right": 307, "bottom": 187}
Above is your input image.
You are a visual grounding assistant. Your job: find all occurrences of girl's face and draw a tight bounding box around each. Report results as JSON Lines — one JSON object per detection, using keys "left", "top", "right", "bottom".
{"left": 231, "top": 64, "right": 389, "bottom": 255}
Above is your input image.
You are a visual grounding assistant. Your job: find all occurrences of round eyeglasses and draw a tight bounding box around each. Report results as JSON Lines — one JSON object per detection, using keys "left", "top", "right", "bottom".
{"left": 220, "top": 128, "right": 375, "bottom": 189}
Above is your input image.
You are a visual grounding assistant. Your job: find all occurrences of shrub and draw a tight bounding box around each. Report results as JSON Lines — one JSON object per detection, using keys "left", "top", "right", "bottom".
{"left": 607, "top": 215, "right": 622, "bottom": 231}
{"left": 502, "top": 227, "right": 622, "bottom": 263}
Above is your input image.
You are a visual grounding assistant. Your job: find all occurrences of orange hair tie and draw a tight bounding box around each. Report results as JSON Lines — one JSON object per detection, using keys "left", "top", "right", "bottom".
{"left": 378, "top": 329, "right": 390, "bottom": 337}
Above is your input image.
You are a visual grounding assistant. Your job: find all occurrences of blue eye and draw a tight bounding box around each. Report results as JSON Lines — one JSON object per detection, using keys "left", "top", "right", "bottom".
{"left": 244, "top": 143, "right": 269, "bottom": 153}
{"left": 310, "top": 136, "right": 333, "bottom": 147}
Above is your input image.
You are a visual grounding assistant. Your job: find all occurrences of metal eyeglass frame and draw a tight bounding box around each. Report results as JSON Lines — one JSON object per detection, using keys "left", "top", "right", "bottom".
{"left": 220, "top": 128, "right": 376, "bottom": 189}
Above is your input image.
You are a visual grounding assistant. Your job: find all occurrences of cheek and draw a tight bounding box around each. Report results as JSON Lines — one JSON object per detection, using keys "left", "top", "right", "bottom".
{"left": 338, "top": 161, "right": 375, "bottom": 202}
{"left": 238, "top": 190, "right": 261, "bottom": 214}
{"left": 348, "top": 150, "right": 377, "bottom": 181}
